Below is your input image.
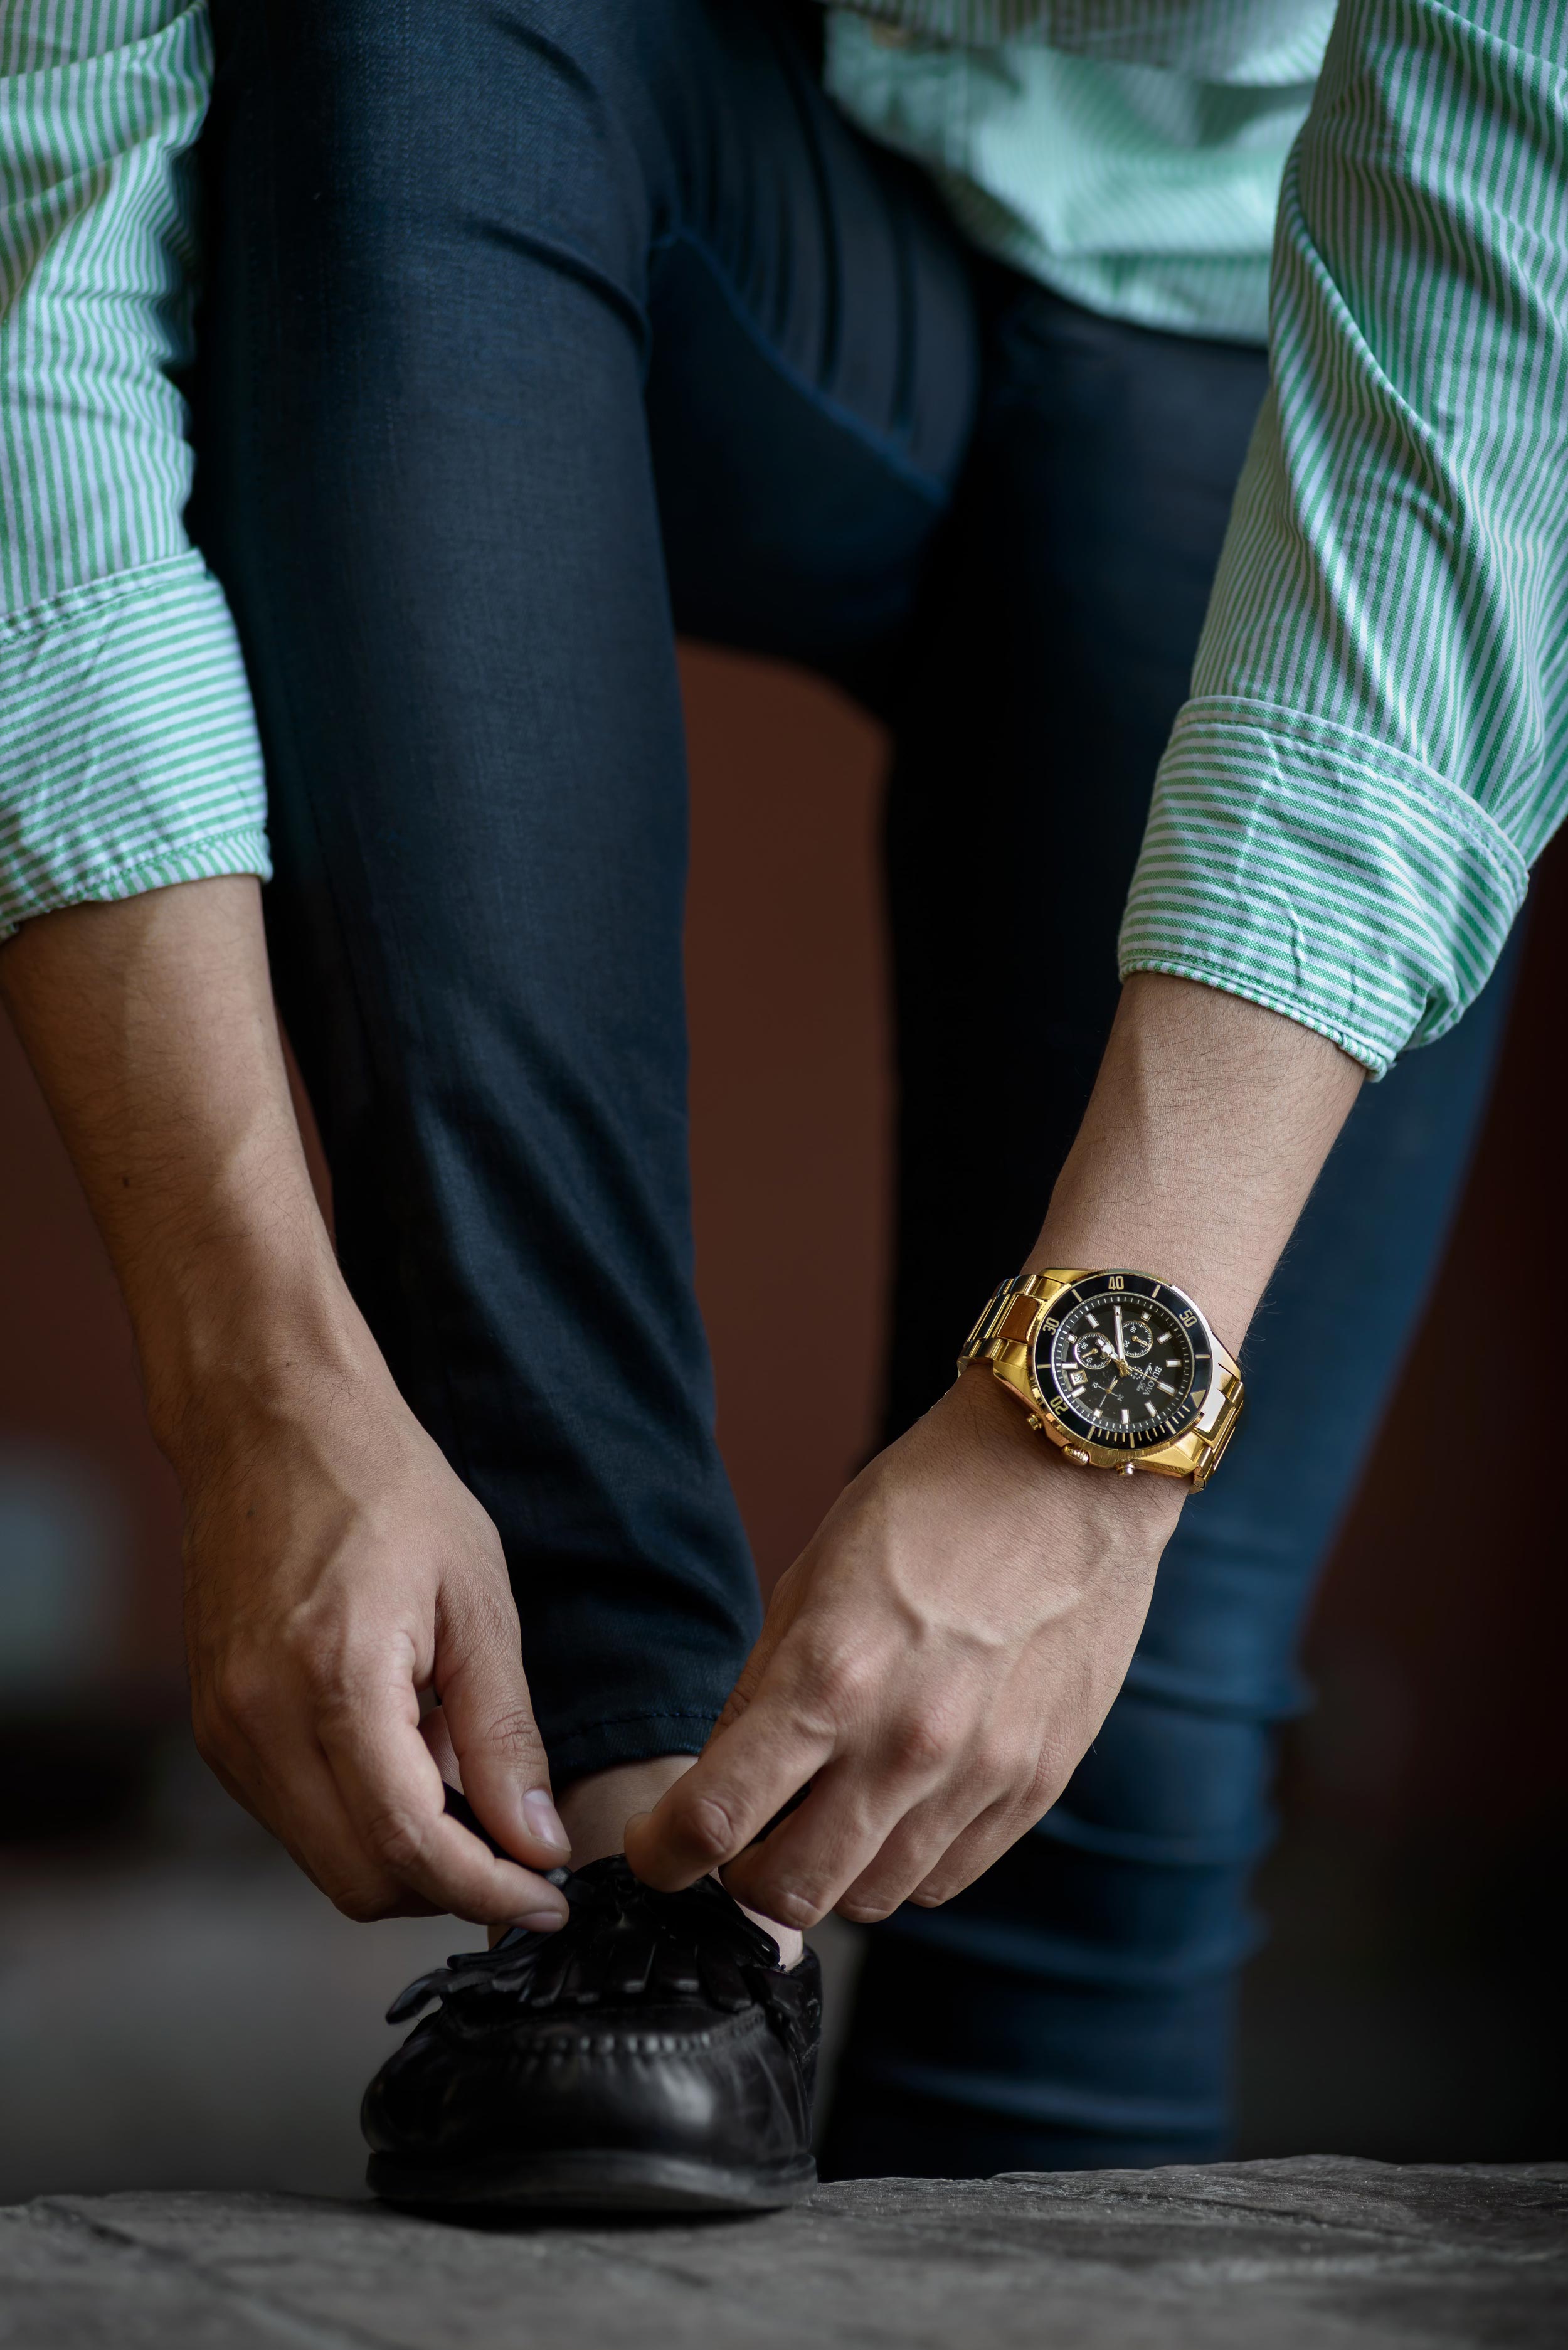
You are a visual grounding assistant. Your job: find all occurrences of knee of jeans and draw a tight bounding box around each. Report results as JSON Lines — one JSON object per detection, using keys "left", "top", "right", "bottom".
{"left": 1042, "top": 1691, "right": 1276, "bottom": 1875}
{"left": 868, "top": 1694, "right": 1275, "bottom": 1986}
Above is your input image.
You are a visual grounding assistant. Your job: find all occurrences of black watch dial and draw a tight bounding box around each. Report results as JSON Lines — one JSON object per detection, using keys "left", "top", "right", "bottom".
{"left": 1034, "top": 1273, "right": 1212, "bottom": 1452}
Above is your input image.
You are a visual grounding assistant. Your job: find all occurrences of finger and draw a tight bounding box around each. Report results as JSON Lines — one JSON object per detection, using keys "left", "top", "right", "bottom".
{"left": 840, "top": 1721, "right": 1069, "bottom": 1919}
{"left": 718, "top": 1753, "right": 930, "bottom": 1927}
{"left": 907, "top": 1793, "right": 1041, "bottom": 1910}
{"left": 435, "top": 1592, "right": 570, "bottom": 1871}
{"left": 199, "top": 1725, "right": 442, "bottom": 1919}
{"left": 623, "top": 1669, "right": 835, "bottom": 1894}
{"left": 278, "top": 1754, "right": 447, "bottom": 1918}
{"left": 317, "top": 1657, "right": 569, "bottom": 1926}
{"left": 832, "top": 1779, "right": 1007, "bottom": 1923}
{"left": 712, "top": 1645, "right": 988, "bottom": 1923}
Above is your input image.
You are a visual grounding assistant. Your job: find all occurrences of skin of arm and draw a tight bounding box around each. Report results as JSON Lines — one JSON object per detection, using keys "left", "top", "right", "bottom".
{"left": 626, "top": 972, "right": 1365, "bottom": 1927}
{"left": 3, "top": 873, "right": 1361, "bottom": 1936}
{"left": 0, "top": 878, "right": 571, "bottom": 1929}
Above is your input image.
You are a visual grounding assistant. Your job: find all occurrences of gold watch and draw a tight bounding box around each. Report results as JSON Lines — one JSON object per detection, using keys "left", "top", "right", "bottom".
{"left": 960, "top": 1270, "right": 1243, "bottom": 1488}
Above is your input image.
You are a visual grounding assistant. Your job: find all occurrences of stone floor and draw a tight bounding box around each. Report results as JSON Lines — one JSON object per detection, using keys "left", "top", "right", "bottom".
{"left": 3, "top": 2161, "right": 1562, "bottom": 2349}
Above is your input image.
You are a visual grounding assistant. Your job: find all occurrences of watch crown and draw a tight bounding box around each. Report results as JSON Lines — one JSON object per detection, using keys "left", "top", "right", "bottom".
{"left": 1064, "top": 1446, "right": 1090, "bottom": 1467}
{"left": 1118, "top": 1461, "right": 1137, "bottom": 1477}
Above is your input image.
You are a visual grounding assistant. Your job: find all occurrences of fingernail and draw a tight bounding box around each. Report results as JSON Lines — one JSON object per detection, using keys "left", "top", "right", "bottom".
{"left": 522, "top": 1787, "right": 570, "bottom": 1856}
{"left": 511, "top": 1906, "right": 566, "bottom": 1934}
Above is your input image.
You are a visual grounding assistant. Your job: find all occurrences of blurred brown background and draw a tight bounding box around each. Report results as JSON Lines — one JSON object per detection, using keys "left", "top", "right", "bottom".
{"left": 1, "top": 646, "right": 1562, "bottom": 2197}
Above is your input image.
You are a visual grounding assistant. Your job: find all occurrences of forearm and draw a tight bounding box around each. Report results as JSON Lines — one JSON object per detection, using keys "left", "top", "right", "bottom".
{"left": 1029, "top": 972, "right": 1365, "bottom": 1351}
{"left": 633, "top": 972, "right": 1368, "bottom": 1920}
{"left": 0, "top": 877, "right": 371, "bottom": 1461}
{"left": 3, "top": 875, "right": 569, "bottom": 1922}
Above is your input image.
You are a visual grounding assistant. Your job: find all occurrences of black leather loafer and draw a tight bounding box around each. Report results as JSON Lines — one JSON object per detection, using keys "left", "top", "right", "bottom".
{"left": 363, "top": 1856, "right": 820, "bottom": 2213}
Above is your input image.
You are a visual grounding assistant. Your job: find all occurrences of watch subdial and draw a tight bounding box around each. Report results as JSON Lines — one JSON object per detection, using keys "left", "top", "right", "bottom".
{"left": 1074, "top": 1330, "right": 1115, "bottom": 1371}
{"left": 1120, "top": 1317, "right": 1153, "bottom": 1363}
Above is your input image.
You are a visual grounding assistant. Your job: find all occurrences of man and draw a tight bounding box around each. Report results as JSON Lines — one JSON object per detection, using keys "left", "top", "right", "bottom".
{"left": 0, "top": 0, "right": 1557, "bottom": 2206}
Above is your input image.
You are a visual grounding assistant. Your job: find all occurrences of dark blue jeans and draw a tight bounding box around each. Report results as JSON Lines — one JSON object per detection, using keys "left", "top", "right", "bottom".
{"left": 193, "top": 0, "right": 1513, "bottom": 2172}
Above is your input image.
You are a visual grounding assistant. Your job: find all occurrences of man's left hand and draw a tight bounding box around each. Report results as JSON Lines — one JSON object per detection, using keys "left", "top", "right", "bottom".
{"left": 623, "top": 1368, "right": 1182, "bottom": 1927}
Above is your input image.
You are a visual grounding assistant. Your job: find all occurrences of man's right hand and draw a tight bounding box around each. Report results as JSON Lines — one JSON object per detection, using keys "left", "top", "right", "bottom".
{"left": 1, "top": 876, "right": 568, "bottom": 1928}
{"left": 181, "top": 1359, "right": 571, "bottom": 1927}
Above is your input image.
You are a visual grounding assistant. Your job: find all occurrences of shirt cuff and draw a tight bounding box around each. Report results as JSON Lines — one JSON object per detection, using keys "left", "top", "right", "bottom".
{"left": 0, "top": 551, "right": 271, "bottom": 940}
{"left": 1118, "top": 699, "right": 1528, "bottom": 1079}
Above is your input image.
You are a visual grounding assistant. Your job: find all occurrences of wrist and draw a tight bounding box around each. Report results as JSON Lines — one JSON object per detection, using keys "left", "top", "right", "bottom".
{"left": 137, "top": 1228, "right": 392, "bottom": 1475}
{"left": 1022, "top": 974, "right": 1363, "bottom": 1352}
{"left": 1021, "top": 1224, "right": 1252, "bottom": 1361}
{"left": 944, "top": 1361, "right": 1185, "bottom": 1538}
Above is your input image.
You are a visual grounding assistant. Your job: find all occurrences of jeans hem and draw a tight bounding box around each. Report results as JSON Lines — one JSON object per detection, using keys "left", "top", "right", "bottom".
{"left": 544, "top": 1706, "right": 723, "bottom": 1787}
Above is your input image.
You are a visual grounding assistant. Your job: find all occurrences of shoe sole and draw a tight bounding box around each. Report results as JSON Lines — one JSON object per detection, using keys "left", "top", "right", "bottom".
{"left": 366, "top": 2147, "right": 817, "bottom": 2216}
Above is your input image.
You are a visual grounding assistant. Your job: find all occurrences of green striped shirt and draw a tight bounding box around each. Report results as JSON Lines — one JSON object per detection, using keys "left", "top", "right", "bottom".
{"left": 826, "top": 3, "right": 1336, "bottom": 344}
{"left": 3, "top": 4, "right": 1565, "bottom": 1077}
{"left": 0, "top": 3, "right": 268, "bottom": 939}
{"left": 1126, "top": 0, "right": 1566, "bottom": 1073}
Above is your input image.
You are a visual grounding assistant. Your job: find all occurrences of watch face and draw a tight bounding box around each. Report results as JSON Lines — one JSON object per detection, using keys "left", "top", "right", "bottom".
{"left": 1032, "top": 1273, "right": 1212, "bottom": 1453}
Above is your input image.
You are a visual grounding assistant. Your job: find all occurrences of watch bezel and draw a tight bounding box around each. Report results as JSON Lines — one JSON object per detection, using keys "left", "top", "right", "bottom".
{"left": 1030, "top": 1271, "right": 1215, "bottom": 1457}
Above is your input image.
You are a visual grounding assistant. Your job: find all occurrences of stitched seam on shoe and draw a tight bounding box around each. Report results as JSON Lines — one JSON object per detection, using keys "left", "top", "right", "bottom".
{"left": 442, "top": 2007, "right": 765, "bottom": 2051}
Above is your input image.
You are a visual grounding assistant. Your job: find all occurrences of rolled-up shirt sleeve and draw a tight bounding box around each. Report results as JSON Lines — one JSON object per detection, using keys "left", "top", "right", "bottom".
{"left": 1118, "top": 0, "right": 1568, "bottom": 1076}
{"left": 0, "top": 0, "right": 268, "bottom": 942}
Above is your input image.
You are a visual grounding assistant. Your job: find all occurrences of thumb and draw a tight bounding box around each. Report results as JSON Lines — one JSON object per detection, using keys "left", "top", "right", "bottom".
{"left": 435, "top": 1587, "right": 571, "bottom": 1871}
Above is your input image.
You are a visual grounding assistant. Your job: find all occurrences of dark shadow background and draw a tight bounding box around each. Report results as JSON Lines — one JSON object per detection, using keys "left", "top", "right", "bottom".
{"left": 1, "top": 645, "right": 1562, "bottom": 2196}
